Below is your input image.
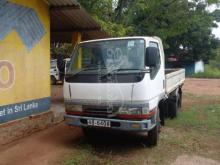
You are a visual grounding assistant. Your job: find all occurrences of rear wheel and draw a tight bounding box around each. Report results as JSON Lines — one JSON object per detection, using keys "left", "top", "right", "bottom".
{"left": 178, "top": 91, "right": 182, "bottom": 110}
{"left": 169, "top": 95, "right": 179, "bottom": 118}
{"left": 159, "top": 101, "right": 166, "bottom": 126}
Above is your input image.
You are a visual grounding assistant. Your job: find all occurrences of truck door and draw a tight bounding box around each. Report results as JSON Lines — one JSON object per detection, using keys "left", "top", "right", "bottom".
{"left": 147, "top": 41, "right": 165, "bottom": 99}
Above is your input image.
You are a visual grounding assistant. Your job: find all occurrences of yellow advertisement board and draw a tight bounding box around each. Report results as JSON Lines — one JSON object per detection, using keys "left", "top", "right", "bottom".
{"left": 0, "top": 0, "right": 50, "bottom": 123}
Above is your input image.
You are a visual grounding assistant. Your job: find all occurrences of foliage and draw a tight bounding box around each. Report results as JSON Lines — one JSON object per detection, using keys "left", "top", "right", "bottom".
{"left": 209, "top": 44, "right": 220, "bottom": 66}
{"left": 191, "top": 65, "right": 220, "bottom": 78}
{"left": 77, "top": 0, "right": 131, "bottom": 37}
{"left": 212, "top": 9, "right": 220, "bottom": 21}
{"left": 77, "top": 0, "right": 220, "bottom": 61}
{"left": 192, "top": 44, "right": 220, "bottom": 78}
{"left": 51, "top": 43, "right": 74, "bottom": 58}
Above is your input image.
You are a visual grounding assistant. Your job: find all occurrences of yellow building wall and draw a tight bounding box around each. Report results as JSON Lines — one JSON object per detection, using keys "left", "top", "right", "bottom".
{"left": 0, "top": 0, "right": 50, "bottom": 123}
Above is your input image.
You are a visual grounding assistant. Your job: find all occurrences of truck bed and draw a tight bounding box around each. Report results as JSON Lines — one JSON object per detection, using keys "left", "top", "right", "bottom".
{"left": 165, "top": 69, "right": 185, "bottom": 94}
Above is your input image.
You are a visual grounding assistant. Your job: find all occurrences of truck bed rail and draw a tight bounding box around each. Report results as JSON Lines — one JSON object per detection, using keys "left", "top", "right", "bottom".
{"left": 165, "top": 69, "right": 185, "bottom": 94}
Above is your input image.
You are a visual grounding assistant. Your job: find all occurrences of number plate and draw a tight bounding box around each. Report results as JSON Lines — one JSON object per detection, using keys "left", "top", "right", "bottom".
{"left": 87, "top": 119, "right": 111, "bottom": 128}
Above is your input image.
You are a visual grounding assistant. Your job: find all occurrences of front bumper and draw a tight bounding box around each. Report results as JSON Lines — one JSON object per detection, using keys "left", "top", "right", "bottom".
{"left": 64, "top": 114, "right": 156, "bottom": 131}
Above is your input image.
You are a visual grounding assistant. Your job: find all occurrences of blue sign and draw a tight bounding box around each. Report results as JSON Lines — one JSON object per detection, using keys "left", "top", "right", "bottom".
{"left": 0, "top": 97, "right": 51, "bottom": 123}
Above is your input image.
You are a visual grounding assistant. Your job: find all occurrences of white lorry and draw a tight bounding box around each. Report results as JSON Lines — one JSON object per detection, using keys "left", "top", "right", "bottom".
{"left": 50, "top": 59, "right": 59, "bottom": 85}
{"left": 63, "top": 37, "right": 185, "bottom": 146}
{"left": 50, "top": 58, "right": 70, "bottom": 85}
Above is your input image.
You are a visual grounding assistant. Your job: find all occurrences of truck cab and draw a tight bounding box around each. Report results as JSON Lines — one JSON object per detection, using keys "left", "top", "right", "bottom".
{"left": 64, "top": 37, "right": 185, "bottom": 146}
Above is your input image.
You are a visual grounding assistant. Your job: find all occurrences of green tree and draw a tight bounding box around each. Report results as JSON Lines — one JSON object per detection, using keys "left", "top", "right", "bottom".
{"left": 123, "top": 0, "right": 220, "bottom": 61}
{"left": 209, "top": 44, "right": 220, "bottom": 67}
{"left": 78, "top": 0, "right": 220, "bottom": 61}
{"left": 77, "top": 0, "right": 131, "bottom": 37}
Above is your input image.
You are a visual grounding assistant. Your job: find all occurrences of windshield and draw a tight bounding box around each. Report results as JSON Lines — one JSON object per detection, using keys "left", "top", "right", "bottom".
{"left": 67, "top": 39, "right": 145, "bottom": 75}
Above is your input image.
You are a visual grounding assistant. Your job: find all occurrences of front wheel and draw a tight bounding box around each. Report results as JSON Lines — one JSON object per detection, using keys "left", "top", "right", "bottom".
{"left": 147, "top": 123, "right": 159, "bottom": 146}
{"left": 147, "top": 110, "right": 160, "bottom": 146}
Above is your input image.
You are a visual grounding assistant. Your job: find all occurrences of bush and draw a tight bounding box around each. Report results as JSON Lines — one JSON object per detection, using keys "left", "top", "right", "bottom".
{"left": 191, "top": 65, "right": 220, "bottom": 79}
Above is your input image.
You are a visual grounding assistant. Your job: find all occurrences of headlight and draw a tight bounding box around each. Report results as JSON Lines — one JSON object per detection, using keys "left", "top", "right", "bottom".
{"left": 142, "top": 106, "right": 150, "bottom": 114}
{"left": 118, "top": 106, "right": 149, "bottom": 115}
{"left": 65, "top": 104, "right": 82, "bottom": 112}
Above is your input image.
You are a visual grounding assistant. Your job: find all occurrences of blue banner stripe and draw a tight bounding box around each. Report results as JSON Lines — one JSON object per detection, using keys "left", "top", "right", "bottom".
{"left": 0, "top": 97, "right": 51, "bottom": 124}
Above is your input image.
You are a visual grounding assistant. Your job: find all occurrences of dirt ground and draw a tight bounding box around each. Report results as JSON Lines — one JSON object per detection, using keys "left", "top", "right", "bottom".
{"left": 172, "top": 155, "right": 220, "bottom": 165}
{"left": 183, "top": 78, "right": 220, "bottom": 96}
{"left": 0, "top": 78, "right": 219, "bottom": 165}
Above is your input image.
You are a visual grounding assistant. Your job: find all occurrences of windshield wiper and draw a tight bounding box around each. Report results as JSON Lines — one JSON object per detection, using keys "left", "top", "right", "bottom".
{"left": 112, "top": 68, "right": 149, "bottom": 72}
{"left": 66, "top": 67, "right": 107, "bottom": 76}
{"left": 101, "top": 68, "right": 150, "bottom": 78}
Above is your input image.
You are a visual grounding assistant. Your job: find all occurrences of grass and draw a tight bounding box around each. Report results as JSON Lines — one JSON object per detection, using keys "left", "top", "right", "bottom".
{"left": 62, "top": 94, "right": 220, "bottom": 165}
{"left": 166, "top": 104, "right": 220, "bottom": 135}
{"left": 191, "top": 65, "right": 220, "bottom": 78}
{"left": 63, "top": 144, "right": 114, "bottom": 165}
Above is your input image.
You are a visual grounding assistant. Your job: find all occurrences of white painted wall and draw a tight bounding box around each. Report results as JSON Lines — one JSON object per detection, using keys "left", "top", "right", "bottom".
{"left": 195, "top": 60, "right": 204, "bottom": 73}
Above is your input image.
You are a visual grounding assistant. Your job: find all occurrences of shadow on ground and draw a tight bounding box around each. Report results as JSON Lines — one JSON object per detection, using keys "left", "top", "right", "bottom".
{"left": 68, "top": 128, "right": 150, "bottom": 155}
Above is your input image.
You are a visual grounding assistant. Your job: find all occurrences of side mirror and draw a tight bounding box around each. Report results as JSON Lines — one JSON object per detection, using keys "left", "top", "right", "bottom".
{"left": 145, "top": 47, "right": 158, "bottom": 67}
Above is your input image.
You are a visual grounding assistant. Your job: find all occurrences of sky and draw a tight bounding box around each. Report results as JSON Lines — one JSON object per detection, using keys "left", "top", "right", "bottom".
{"left": 212, "top": 22, "right": 220, "bottom": 38}
{"left": 208, "top": 4, "right": 220, "bottom": 38}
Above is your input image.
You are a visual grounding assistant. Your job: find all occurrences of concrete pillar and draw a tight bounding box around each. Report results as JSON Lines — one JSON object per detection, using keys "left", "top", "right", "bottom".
{"left": 72, "top": 32, "right": 82, "bottom": 69}
{"left": 72, "top": 31, "right": 81, "bottom": 46}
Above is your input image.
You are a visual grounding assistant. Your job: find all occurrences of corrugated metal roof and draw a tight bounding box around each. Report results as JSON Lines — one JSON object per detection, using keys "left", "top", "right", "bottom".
{"left": 51, "top": 8, "right": 99, "bottom": 30}
{"left": 47, "top": 0, "right": 108, "bottom": 42}
{"left": 46, "top": 0, "right": 79, "bottom": 6}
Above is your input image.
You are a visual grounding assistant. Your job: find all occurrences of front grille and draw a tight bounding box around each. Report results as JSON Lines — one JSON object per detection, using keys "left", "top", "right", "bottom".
{"left": 82, "top": 105, "right": 119, "bottom": 118}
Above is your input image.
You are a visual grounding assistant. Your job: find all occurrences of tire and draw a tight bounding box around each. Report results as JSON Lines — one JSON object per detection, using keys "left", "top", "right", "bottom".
{"left": 169, "top": 96, "right": 179, "bottom": 118}
{"left": 51, "top": 76, "right": 56, "bottom": 85}
{"left": 147, "top": 124, "right": 159, "bottom": 146}
{"left": 178, "top": 92, "right": 182, "bottom": 109}
{"left": 147, "top": 110, "right": 160, "bottom": 146}
{"left": 159, "top": 101, "right": 165, "bottom": 126}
